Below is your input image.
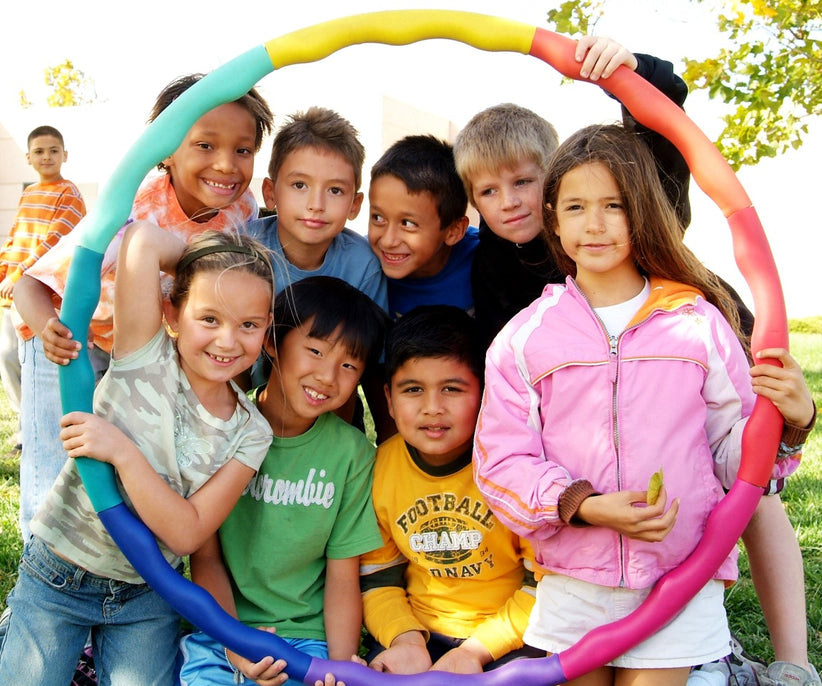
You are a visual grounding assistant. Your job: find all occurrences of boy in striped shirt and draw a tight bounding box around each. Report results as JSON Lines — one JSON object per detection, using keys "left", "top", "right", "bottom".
{"left": 0, "top": 125, "right": 85, "bottom": 452}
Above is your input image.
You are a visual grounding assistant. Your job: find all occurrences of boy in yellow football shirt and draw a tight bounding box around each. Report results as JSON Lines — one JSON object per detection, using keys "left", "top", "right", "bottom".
{"left": 359, "top": 305, "right": 542, "bottom": 674}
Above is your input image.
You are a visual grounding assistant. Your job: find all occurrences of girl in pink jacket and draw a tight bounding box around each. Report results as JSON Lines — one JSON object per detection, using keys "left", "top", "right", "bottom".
{"left": 473, "top": 124, "right": 815, "bottom": 686}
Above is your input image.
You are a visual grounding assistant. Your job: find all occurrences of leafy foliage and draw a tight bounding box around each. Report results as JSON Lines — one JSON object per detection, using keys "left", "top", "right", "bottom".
{"left": 543, "top": 0, "right": 822, "bottom": 169}
{"left": 790, "top": 317, "right": 822, "bottom": 335}
{"left": 19, "top": 58, "right": 97, "bottom": 109}
{"left": 682, "top": 0, "right": 822, "bottom": 169}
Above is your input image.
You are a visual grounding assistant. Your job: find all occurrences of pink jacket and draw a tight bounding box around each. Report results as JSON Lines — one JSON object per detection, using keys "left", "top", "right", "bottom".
{"left": 474, "top": 277, "right": 795, "bottom": 589}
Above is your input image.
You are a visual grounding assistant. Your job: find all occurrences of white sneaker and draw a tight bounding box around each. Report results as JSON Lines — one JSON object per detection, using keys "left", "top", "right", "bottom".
{"left": 765, "top": 662, "right": 822, "bottom": 686}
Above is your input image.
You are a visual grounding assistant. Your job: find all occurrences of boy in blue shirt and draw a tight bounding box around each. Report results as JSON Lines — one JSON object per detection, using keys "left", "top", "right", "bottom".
{"left": 248, "top": 106, "right": 386, "bottom": 311}
{"left": 247, "top": 107, "right": 388, "bottom": 423}
{"left": 367, "top": 134, "right": 477, "bottom": 320}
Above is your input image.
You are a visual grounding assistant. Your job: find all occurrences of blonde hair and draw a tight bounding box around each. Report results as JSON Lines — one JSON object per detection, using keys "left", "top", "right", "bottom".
{"left": 454, "top": 103, "right": 559, "bottom": 205}
{"left": 543, "top": 124, "right": 742, "bottom": 338}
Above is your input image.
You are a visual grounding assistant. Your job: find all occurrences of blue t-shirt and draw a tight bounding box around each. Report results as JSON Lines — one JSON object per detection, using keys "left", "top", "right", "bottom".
{"left": 247, "top": 216, "right": 388, "bottom": 312}
{"left": 386, "top": 225, "right": 479, "bottom": 319}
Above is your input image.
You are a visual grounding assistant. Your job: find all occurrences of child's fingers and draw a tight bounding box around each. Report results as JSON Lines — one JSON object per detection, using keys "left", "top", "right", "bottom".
{"left": 754, "top": 347, "right": 793, "bottom": 365}
{"left": 576, "top": 36, "right": 613, "bottom": 79}
{"left": 42, "top": 331, "right": 82, "bottom": 365}
{"left": 44, "top": 316, "right": 75, "bottom": 339}
{"left": 639, "top": 497, "right": 679, "bottom": 542}
{"left": 574, "top": 35, "right": 598, "bottom": 63}
{"left": 575, "top": 37, "right": 636, "bottom": 80}
{"left": 60, "top": 411, "right": 85, "bottom": 428}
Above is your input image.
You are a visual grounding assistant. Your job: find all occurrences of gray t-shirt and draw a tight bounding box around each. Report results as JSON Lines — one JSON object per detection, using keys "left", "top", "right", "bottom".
{"left": 31, "top": 328, "right": 272, "bottom": 583}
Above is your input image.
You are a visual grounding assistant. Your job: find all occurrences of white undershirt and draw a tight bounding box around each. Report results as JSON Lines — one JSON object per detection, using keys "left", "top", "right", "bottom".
{"left": 593, "top": 278, "right": 650, "bottom": 338}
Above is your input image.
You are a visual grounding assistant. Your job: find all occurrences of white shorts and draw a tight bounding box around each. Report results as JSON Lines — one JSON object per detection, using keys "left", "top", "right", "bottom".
{"left": 524, "top": 574, "right": 731, "bottom": 669}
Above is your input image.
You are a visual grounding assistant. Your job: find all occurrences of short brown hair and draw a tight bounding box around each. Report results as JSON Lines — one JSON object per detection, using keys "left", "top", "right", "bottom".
{"left": 267, "top": 107, "right": 365, "bottom": 190}
{"left": 27, "top": 125, "right": 64, "bottom": 148}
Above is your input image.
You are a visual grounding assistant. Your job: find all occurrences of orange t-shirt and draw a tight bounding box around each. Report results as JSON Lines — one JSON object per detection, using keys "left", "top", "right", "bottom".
{"left": 0, "top": 179, "right": 86, "bottom": 307}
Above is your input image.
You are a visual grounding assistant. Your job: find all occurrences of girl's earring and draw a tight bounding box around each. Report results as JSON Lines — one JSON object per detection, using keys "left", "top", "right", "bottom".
{"left": 162, "top": 314, "right": 179, "bottom": 339}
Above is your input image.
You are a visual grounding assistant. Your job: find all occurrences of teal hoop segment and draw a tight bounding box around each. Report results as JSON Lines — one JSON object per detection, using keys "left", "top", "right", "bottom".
{"left": 58, "top": 45, "right": 276, "bottom": 508}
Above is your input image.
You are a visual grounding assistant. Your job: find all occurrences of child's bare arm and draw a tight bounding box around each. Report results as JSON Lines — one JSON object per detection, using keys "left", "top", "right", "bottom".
{"left": 13, "top": 274, "right": 82, "bottom": 365}
{"left": 324, "top": 557, "right": 364, "bottom": 661}
{"left": 114, "top": 221, "right": 186, "bottom": 357}
{"left": 575, "top": 35, "right": 638, "bottom": 81}
{"left": 60, "top": 410, "right": 255, "bottom": 556}
{"left": 191, "top": 538, "right": 288, "bottom": 686}
{"left": 750, "top": 348, "right": 815, "bottom": 429}
{"left": 190, "top": 534, "right": 237, "bottom": 613}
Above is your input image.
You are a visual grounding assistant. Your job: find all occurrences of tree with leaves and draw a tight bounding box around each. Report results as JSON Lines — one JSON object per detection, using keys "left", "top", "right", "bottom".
{"left": 545, "top": 0, "right": 822, "bottom": 169}
{"left": 19, "top": 58, "right": 97, "bottom": 109}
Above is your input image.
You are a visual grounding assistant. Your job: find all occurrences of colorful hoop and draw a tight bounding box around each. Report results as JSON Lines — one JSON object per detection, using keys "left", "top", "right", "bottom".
{"left": 58, "top": 11, "right": 786, "bottom": 684}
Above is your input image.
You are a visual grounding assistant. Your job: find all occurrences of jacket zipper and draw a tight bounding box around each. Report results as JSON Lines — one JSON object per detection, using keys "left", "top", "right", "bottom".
{"left": 572, "top": 278, "right": 663, "bottom": 588}
{"left": 608, "top": 333, "right": 626, "bottom": 587}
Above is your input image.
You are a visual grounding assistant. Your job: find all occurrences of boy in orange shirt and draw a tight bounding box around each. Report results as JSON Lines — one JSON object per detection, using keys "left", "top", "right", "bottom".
{"left": 0, "top": 125, "right": 85, "bottom": 451}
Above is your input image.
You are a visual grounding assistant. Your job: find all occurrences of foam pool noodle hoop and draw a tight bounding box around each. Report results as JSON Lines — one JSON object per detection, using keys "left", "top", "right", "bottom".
{"left": 58, "top": 11, "right": 787, "bottom": 685}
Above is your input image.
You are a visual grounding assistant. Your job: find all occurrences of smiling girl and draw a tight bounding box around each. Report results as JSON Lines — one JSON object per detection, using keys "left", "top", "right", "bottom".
{"left": 0, "top": 220, "right": 275, "bottom": 685}
{"left": 474, "top": 124, "right": 815, "bottom": 686}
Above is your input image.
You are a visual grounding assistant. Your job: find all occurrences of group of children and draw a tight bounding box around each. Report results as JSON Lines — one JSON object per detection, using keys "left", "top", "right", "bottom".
{"left": 0, "top": 33, "right": 817, "bottom": 686}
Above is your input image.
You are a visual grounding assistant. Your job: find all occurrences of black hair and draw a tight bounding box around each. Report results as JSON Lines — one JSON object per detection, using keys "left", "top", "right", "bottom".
{"left": 384, "top": 305, "right": 484, "bottom": 384}
{"left": 370, "top": 134, "right": 468, "bottom": 230}
{"left": 148, "top": 73, "right": 273, "bottom": 171}
{"left": 271, "top": 276, "right": 387, "bottom": 366}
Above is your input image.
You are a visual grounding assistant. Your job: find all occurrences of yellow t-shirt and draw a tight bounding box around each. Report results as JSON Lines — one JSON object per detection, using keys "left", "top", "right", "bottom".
{"left": 360, "top": 433, "right": 537, "bottom": 660}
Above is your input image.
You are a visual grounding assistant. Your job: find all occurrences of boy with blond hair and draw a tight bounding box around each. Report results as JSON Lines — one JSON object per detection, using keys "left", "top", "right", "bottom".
{"left": 453, "top": 37, "right": 707, "bottom": 349}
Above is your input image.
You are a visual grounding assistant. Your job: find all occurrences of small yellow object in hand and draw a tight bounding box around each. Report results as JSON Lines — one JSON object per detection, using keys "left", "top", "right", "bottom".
{"left": 646, "top": 467, "right": 664, "bottom": 505}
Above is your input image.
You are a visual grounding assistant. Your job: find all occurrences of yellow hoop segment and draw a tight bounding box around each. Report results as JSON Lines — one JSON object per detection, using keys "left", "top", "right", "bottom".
{"left": 264, "top": 10, "right": 536, "bottom": 69}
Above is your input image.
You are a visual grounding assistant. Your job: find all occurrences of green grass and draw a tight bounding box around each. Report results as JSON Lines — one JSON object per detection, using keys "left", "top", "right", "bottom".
{"left": 0, "top": 395, "right": 22, "bottom": 604}
{"left": 0, "top": 333, "right": 820, "bottom": 669}
{"left": 724, "top": 332, "right": 822, "bottom": 665}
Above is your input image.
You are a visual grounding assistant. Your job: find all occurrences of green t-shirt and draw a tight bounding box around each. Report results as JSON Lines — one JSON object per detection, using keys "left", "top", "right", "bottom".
{"left": 218, "top": 410, "right": 381, "bottom": 640}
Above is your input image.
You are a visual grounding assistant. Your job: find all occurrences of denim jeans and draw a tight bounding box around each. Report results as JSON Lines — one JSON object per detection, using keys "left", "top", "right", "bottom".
{"left": 0, "top": 306, "right": 21, "bottom": 414}
{"left": 179, "top": 630, "right": 328, "bottom": 686}
{"left": 0, "top": 536, "right": 181, "bottom": 686}
{"left": 18, "top": 336, "right": 109, "bottom": 541}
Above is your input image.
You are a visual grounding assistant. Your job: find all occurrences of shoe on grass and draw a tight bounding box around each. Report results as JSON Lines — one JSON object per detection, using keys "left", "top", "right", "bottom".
{"left": 765, "top": 662, "right": 822, "bottom": 686}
